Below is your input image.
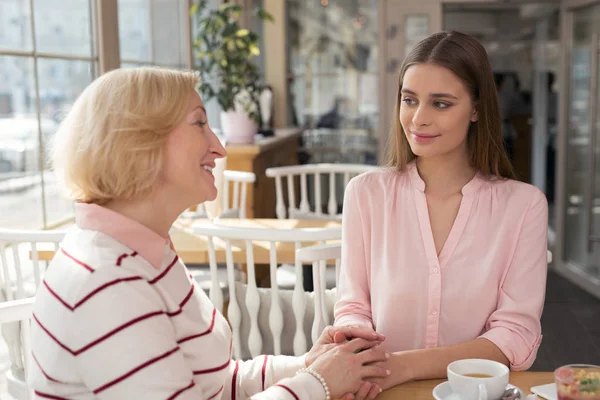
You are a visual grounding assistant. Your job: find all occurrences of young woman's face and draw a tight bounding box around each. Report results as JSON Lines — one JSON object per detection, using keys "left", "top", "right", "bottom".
{"left": 161, "top": 91, "right": 226, "bottom": 207}
{"left": 399, "top": 63, "right": 478, "bottom": 160}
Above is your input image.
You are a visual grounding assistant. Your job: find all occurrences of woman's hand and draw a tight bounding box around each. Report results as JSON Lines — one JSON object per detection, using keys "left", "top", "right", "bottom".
{"left": 366, "top": 352, "right": 414, "bottom": 392}
{"left": 309, "top": 338, "right": 390, "bottom": 399}
{"left": 306, "top": 325, "right": 385, "bottom": 367}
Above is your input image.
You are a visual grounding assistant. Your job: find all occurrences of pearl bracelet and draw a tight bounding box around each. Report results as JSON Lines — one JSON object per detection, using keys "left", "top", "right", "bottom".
{"left": 296, "top": 367, "right": 331, "bottom": 400}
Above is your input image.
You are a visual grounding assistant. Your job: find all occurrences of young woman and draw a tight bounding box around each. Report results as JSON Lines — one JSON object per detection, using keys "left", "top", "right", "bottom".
{"left": 29, "top": 67, "right": 390, "bottom": 400}
{"left": 334, "top": 31, "right": 548, "bottom": 390}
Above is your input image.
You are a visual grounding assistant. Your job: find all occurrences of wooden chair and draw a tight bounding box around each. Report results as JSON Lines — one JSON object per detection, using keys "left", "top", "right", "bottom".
{"left": 0, "top": 297, "right": 35, "bottom": 400}
{"left": 296, "top": 243, "right": 341, "bottom": 344}
{"left": 193, "top": 222, "right": 341, "bottom": 360}
{"left": 265, "top": 163, "right": 378, "bottom": 220}
{"left": 0, "top": 230, "right": 65, "bottom": 400}
{"left": 0, "top": 229, "right": 66, "bottom": 301}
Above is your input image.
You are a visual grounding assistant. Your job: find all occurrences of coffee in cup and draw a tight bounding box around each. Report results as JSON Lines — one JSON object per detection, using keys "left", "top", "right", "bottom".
{"left": 447, "top": 359, "right": 509, "bottom": 400}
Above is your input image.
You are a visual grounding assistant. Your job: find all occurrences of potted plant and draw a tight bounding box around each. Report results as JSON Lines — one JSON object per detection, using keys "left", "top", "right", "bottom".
{"left": 190, "top": 1, "right": 273, "bottom": 144}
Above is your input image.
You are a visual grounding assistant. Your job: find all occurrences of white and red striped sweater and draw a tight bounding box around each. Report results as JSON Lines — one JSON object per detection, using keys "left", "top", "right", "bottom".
{"left": 28, "top": 204, "right": 325, "bottom": 399}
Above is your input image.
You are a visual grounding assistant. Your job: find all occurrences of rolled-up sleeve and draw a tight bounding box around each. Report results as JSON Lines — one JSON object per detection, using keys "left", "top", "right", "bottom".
{"left": 334, "top": 177, "right": 374, "bottom": 329}
{"left": 480, "top": 189, "right": 548, "bottom": 371}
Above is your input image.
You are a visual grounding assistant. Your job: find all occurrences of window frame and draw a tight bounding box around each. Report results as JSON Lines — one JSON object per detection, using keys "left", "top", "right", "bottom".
{"left": 0, "top": 0, "right": 195, "bottom": 229}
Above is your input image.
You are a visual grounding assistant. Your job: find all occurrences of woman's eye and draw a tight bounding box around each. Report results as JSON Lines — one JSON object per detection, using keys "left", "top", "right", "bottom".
{"left": 195, "top": 120, "right": 207, "bottom": 127}
{"left": 434, "top": 101, "right": 451, "bottom": 109}
{"left": 402, "top": 97, "right": 416, "bottom": 106}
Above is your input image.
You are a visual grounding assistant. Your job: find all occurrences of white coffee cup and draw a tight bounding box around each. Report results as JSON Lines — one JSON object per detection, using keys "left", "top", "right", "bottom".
{"left": 447, "top": 359, "right": 509, "bottom": 400}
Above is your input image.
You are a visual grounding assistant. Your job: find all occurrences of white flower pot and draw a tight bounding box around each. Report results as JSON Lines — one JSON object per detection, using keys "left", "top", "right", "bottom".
{"left": 220, "top": 110, "right": 258, "bottom": 144}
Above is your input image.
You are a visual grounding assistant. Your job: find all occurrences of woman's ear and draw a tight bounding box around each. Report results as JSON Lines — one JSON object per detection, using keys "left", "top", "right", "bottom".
{"left": 471, "top": 103, "right": 479, "bottom": 122}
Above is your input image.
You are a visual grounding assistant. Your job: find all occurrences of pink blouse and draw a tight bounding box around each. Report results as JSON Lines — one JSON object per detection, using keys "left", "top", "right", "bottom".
{"left": 334, "top": 162, "right": 548, "bottom": 371}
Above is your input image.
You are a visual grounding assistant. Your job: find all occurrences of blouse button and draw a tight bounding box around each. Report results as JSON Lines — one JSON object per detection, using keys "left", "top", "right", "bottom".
{"left": 432, "top": 309, "right": 438, "bottom": 315}
{"left": 432, "top": 268, "right": 439, "bottom": 274}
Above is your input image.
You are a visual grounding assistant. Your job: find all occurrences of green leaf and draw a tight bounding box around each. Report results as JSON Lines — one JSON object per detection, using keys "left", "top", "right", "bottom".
{"left": 219, "top": 3, "right": 241, "bottom": 13}
{"left": 249, "top": 44, "right": 260, "bottom": 56}
{"left": 236, "top": 29, "right": 249, "bottom": 37}
{"left": 189, "top": 3, "right": 199, "bottom": 16}
{"left": 254, "top": 7, "right": 274, "bottom": 22}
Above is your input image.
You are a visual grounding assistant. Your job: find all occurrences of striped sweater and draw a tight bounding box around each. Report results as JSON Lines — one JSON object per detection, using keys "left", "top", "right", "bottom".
{"left": 28, "top": 203, "right": 325, "bottom": 399}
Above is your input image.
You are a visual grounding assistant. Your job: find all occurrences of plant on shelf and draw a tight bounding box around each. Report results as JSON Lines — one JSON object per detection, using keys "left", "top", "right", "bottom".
{"left": 190, "top": 0, "right": 273, "bottom": 144}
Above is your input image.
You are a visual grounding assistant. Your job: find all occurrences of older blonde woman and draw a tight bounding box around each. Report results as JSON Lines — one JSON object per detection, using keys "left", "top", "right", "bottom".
{"left": 28, "top": 67, "right": 389, "bottom": 400}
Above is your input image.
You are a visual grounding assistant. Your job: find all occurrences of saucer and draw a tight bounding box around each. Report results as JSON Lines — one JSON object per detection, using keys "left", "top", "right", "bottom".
{"left": 433, "top": 381, "right": 524, "bottom": 400}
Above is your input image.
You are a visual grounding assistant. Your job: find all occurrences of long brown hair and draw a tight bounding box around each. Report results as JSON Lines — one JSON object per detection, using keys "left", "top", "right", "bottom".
{"left": 384, "top": 31, "right": 515, "bottom": 179}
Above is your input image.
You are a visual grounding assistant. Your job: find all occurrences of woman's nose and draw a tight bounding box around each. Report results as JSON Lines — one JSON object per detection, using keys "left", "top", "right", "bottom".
{"left": 412, "top": 105, "right": 432, "bottom": 127}
{"left": 209, "top": 129, "right": 227, "bottom": 158}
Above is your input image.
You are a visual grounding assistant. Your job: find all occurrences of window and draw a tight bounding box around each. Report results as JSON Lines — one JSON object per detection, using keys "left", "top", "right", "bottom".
{"left": 0, "top": 0, "right": 97, "bottom": 229}
{"left": 0, "top": 0, "right": 200, "bottom": 230}
{"left": 118, "top": 0, "right": 190, "bottom": 68}
{"left": 287, "top": 0, "right": 379, "bottom": 164}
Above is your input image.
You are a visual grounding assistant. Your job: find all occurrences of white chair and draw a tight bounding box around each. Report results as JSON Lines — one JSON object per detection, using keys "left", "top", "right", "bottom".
{"left": 193, "top": 222, "right": 341, "bottom": 360}
{"left": 0, "top": 229, "right": 65, "bottom": 400}
{"left": 0, "top": 297, "right": 35, "bottom": 400}
{"left": 265, "top": 163, "right": 378, "bottom": 220}
{"left": 186, "top": 170, "right": 256, "bottom": 219}
{"left": 0, "top": 229, "right": 66, "bottom": 302}
{"left": 296, "top": 243, "right": 341, "bottom": 345}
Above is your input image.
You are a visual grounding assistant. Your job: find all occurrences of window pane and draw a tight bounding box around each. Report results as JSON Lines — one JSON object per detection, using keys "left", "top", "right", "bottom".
{"left": 287, "top": 0, "right": 379, "bottom": 164}
{"left": 150, "top": 0, "right": 187, "bottom": 68}
{"left": 37, "top": 58, "right": 94, "bottom": 227}
{"left": 33, "top": 0, "right": 95, "bottom": 57}
{"left": 120, "top": 62, "right": 152, "bottom": 68}
{"left": 119, "top": 0, "right": 187, "bottom": 68}
{"left": 0, "top": 0, "right": 33, "bottom": 51}
{"left": 287, "top": 0, "right": 380, "bottom": 130}
{"left": 119, "top": 0, "right": 152, "bottom": 63}
{"left": 0, "top": 56, "right": 44, "bottom": 229}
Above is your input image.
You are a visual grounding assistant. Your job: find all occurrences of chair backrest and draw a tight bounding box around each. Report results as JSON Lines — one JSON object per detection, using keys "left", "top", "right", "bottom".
{"left": 0, "top": 297, "right": 35, "bottom": 400}
{"left": 265, "top": 163, "right": 379, "bottom": 220}
{"left": 296, "top": 243, "right": 341, "bottom": 345}
{"left": 192, "top": 170, "right": 256, "bottom": 219}
{"left": 193, "top": 223, "right": 341, "bottom": 360}
{"left": 0, "top": 229, "right": 66, "bottom": 301}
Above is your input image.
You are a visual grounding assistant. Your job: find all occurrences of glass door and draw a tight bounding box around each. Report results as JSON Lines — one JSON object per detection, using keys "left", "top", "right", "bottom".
{"left": 563, "top": 3, "right": 600, "bottom": 286}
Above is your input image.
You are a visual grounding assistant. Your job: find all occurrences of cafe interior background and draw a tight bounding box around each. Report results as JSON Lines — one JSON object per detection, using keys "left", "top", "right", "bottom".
{"left": 0, "top": 0, "right": 599, "bottom": 398}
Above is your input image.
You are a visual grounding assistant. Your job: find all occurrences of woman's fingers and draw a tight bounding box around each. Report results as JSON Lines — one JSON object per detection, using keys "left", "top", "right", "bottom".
{"left": 360, "top": 365, "right": 391, "bottom": 379}
{"left": 358, "top": 347, "right": 390, "bottom": 364}
{"left": 342, "top": 338, "right": 380, "bottom": 353}
{"left": 353, "top": 381, "right": 373, "bottom": 400}
{"left": 366, "top": 382, "right": 382, "bottom": 399}
{"left": 333, "top": 325, "right": 385, "bottom": 342}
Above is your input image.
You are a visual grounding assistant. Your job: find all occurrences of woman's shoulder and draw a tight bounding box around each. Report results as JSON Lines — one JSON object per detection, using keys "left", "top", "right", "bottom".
{"left": 484, "top": 176, "right": 548, "bottom": 208}
{"left": 348, "top": 167, "right": 409, "bottom": 191}
{"left": 48, "top": 227, "right": 158, "bottom": 294}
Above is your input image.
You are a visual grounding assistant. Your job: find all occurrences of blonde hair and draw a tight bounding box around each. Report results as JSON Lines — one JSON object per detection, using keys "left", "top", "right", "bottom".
{"left": 52, "top": 67, "right": 199, "bottom": 204}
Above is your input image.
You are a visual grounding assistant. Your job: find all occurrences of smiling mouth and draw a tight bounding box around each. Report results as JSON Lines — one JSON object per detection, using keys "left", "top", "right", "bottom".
{"left": 412, "top": 132, "right": 440, "bottom": 143}
{"left": 202, "top": 165, "right": 214, "bottom": 174}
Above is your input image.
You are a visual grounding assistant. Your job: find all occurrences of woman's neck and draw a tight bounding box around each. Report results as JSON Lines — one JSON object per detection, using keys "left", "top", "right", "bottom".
{"left": 103, "top": 192, "right": 183, "bottom": 238}
{"left": 416, "top": 149, "right": 475, "bottom": 196}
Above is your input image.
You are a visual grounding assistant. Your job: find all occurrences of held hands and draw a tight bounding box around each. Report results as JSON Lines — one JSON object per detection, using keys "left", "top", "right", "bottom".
{"left": 305, "top": 325, "right": 390, "bottom": 400}
{"left": 309, "top": 338, "right": 390, "bottom": 400}
{"left": 305, "top": 325, "right": 386, "bottom": 367}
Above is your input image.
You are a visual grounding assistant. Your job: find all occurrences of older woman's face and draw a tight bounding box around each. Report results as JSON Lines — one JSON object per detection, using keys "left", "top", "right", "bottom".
{"left": 162, "top": 91, "right": 226, "bottom": 207}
